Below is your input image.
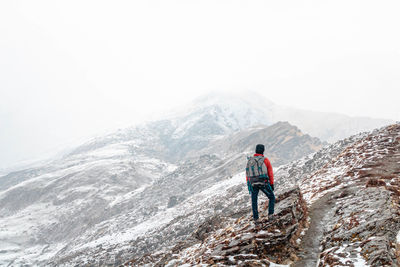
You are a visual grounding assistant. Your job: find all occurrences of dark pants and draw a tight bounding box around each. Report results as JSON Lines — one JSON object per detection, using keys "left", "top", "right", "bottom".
{"left": 251, "top": 183, "right": 275, "bottom": 220}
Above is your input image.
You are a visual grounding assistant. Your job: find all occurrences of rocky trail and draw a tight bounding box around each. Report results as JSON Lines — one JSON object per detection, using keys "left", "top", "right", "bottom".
{"left": 293, "top": 191, "right": 337, "bottom": 267}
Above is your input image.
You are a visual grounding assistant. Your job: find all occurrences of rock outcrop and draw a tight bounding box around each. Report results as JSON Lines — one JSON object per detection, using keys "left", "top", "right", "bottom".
{"left": 126, "top": 187, "right": 307, "bottom": 266}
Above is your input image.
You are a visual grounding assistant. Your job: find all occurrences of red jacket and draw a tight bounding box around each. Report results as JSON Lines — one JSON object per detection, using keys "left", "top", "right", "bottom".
{"left": 246, "top": 153, "right": 274, "bottom": 185}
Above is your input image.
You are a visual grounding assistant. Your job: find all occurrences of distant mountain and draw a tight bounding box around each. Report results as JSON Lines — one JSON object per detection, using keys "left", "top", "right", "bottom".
{"left": 170, "top": 91, "right": 393, "bottom": 143}
{"left": 272, "top": 104, "right": 394, "bottom": 143}
{"left": 65, "top": 91, "right": 390, "bottom": 162}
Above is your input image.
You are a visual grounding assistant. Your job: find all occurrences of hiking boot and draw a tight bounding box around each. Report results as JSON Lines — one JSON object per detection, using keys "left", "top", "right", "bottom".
{"left": 254, "top": 218, "right": 260, "bottom": 225}
{"left": 268, "top": 214, "right": 275, "bottom": 221}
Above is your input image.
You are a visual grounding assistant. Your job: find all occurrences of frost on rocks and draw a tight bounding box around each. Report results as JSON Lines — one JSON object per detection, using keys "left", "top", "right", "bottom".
{"left": 299, "top": 124, "right": 400, "bottom": 266}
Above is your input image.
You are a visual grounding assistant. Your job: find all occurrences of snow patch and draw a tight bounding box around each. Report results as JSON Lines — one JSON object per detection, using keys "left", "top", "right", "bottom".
{"left": 397, "top": 230, "right": 400, "bottom": 244}
{"left": 269, "top": 262, "right": 290, "bottom": 267}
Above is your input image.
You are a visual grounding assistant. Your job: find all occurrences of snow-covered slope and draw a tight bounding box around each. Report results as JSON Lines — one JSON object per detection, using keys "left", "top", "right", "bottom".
{"left": 297, "top": 123, "right": 400, "bottom": 266}
{"left": 41, "top": 91, "right": 390, "bottom": 164}
{"left": 275, "top": 123, "right": 400, "bottom": 266}
{"left": 141, "top": 123, "right": 400, "bottom": 267}
{"left": 0, "top": 141, "right": 174, "bottom": 266}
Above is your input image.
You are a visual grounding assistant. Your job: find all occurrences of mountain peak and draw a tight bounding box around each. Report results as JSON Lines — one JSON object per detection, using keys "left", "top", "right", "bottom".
{"left": 193, "top": 90, "right": 276, "bottom": 109}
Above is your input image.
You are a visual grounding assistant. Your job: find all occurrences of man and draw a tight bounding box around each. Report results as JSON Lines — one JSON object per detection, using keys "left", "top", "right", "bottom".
{"left": 246, "top": 144, "right": 275, "bottom": 224}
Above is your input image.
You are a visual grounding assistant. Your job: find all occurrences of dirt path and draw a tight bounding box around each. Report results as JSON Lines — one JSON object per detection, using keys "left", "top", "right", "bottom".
{"left": 292, "top": 191, "right": 339, "bottom": 267}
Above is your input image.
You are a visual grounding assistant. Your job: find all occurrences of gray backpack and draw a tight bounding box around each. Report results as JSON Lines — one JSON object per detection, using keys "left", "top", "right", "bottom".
{"left": 246, "top": 155, "right": 269, "bottom": 187}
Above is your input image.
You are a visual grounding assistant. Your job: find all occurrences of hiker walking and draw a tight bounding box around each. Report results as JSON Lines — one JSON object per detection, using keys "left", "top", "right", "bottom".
{"left": 246, "top": 144, "right": 275, "bottom": 223}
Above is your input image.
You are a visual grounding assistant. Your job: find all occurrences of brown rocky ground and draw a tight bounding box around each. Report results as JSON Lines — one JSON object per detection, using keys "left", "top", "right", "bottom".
{"left": 297, "top": 124, "right": 400, "bottom": 266}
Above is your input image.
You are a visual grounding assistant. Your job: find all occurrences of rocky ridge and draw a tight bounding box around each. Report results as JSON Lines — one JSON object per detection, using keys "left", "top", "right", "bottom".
{"left": 126, "top": 123, "right": 400, "bottom": 266}
{"left": 298, "top": 123, "right": 400, "bottom": 266}
{"left": 196, "top": 121, "right": 326, "bottom": 166}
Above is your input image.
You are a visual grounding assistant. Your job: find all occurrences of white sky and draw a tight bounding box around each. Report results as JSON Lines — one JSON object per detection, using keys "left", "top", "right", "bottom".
{"left": 1, "top": 0, "right": 399, "bottom": 169}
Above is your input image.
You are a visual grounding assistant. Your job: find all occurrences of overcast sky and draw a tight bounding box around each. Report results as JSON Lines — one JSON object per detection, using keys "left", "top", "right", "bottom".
{"left": 1, "top": 0, "right": 399, "bottom": 170}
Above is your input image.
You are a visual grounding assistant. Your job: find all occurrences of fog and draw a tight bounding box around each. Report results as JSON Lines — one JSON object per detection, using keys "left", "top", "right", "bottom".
{"left": 1, "top": 0, "right": 399, "bottom": 169}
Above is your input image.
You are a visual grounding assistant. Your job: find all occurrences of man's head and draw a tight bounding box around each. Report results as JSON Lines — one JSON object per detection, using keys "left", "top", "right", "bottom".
{"left": 255, "top": 144, "right": 265, "bottom": 154}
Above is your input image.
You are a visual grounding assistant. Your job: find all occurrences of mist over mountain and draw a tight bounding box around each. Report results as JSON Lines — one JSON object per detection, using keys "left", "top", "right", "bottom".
{"left": 0, "top": 91, "right": 392, "bottom": 174}
{"left": 175, "top": 91, "right": 393, "bottom": 143}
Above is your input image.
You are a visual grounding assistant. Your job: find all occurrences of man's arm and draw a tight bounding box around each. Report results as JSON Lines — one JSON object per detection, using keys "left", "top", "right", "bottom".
{"left": 264, "top": 157, "right": 274, "bottom": 185}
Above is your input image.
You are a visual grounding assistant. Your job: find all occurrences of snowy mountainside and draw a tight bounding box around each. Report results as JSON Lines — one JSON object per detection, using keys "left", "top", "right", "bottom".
{"left": 142, "top": 123, "right": 400, "bottom": 267}
{"left": 62, "top": 90, "right": 391, "bottom": 162}
{"left": 47, "top": 122, "right": 323, "bottom": 266}
{"left": 67, "top": 94, "right": 275, "bottom": 163}
{"left": 274, "top": 130, "right": 370, "bottom": 187}
{"left": 0, "top": 121, "right": 324, "bottom": 266}
{"left": 0, "top": 141, "right": 174, "bottom": 266}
